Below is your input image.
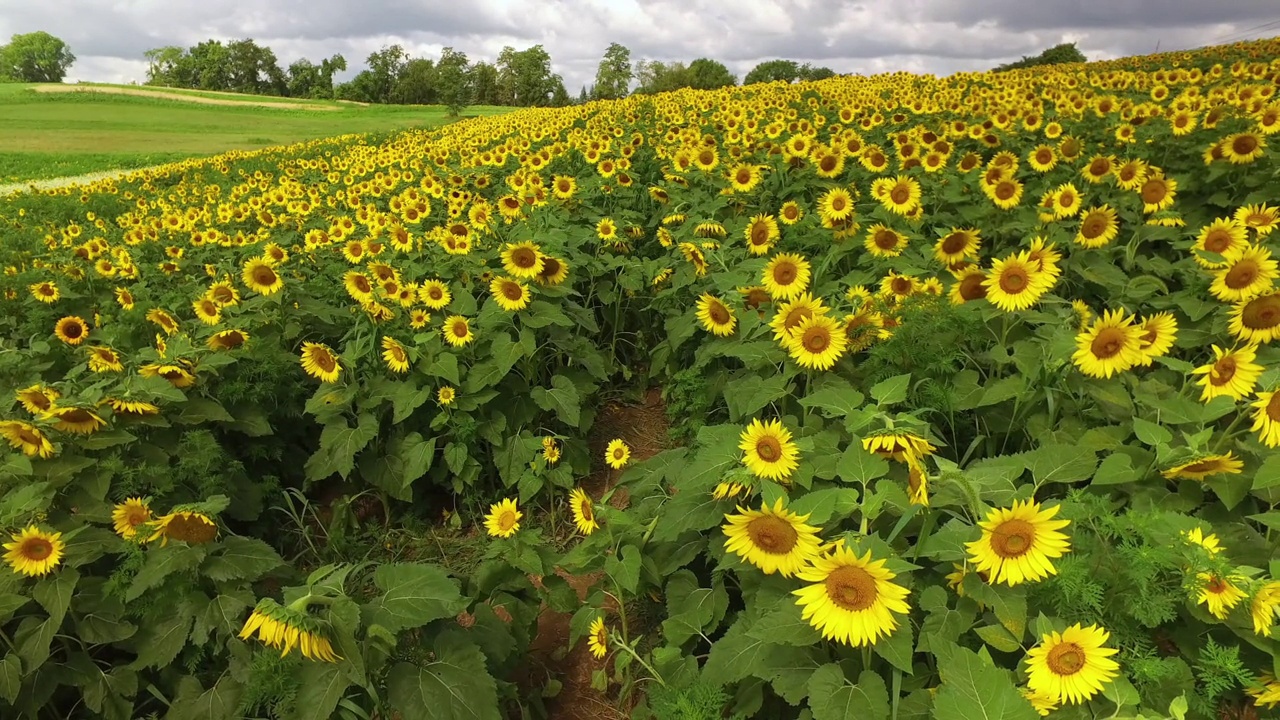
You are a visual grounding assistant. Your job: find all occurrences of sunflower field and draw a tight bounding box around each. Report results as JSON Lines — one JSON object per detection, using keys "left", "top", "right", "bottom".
{"left": 0, "top": 35, "right": 1279, "bottom": 720}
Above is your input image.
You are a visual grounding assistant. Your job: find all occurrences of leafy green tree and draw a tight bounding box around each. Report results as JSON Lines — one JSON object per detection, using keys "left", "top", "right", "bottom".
{"left": 495, "top": 45, "right": 557, "bottom": 106}
{"left": 549, "top": 78, "right": 570, "bottom": 107}
{"left": 226, "top": 39, "right": 284, "bottom": 95}
{"left": 994, "top": 42, "right": 1087, "bottom": 72}
{"left": 435, "top": 47, "right": 472, "bottom": 116}
{"left": 319, "top": 54, "right": 346, "bottom": 97}
{"left": 686, "top": 58, "right": 735, "bottom": 90}
{"left": 143, "top": 46, "right": 185, "bottom": 86}
{"left": 392, "top": 58, "right": 437, "bottom": 104}
{"left": 633, "top": 59, "right": 692, "bottom": 94}
{"left": 0, "top": 31, "right": 75, "bottom": 83}
{"left": 799, "top": 63, "right": 835, "bottom": 81}
{"left": 593, "top": 42, "right": 632, "bottom": 100}
{"left": 174, "top": 40, "right": 232, "bottom": 91}
{"left": 363, "top": 44, "right": 409, "bottom": 103}
{"left": 469, "top": 61, "right": 499, "bottom": 105}
{"left": 743, "top": 59, "right": 800, "bottom": 85}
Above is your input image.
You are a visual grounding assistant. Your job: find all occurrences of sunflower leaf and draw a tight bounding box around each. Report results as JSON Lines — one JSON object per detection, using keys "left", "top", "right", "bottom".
{"left": 1029, "top": 443, "right": 1096, "bottom": 485}
{"left": 365, "top": 563, "right": 466, "bottom": 634}
{"left": 931, "top": 641, "right": 1037, "bottom": 720}
{"left": 870, "top": 373, "right": 911, "bottom": 406}
{"left": 531, "top": 374, "right": 581, "bottom": 427}
{"left": 836, "top": 442, "right": 889, "bottom": 484}
{"left": 807, "top": 665, "right": 890, "bottom": 720}
{"left": 285, "top": 662, "right": 349, "bottom": 720}
{"left": 724, "top": 371, "right": 793, "bottom": 422}
{"left": 386, "top": 633, "right": 501, "bottom": 720}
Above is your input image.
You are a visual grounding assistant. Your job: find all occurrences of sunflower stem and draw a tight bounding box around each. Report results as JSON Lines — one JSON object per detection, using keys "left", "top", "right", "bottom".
{"left": 611, "top": 637, "right": 668, "bottom": 688}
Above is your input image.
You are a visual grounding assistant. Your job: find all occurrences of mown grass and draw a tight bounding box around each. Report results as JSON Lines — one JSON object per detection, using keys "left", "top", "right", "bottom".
{"left": 0, "top": 83, "right": 509, "bottom": 182}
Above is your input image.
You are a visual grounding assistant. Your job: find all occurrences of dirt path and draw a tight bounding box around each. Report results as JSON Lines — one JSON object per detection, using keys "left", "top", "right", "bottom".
{"left": 0, "top": 165, "right": 161, "bottom": 196}
{"left": 33, "top": 84, "right": 343, "bottom": 111}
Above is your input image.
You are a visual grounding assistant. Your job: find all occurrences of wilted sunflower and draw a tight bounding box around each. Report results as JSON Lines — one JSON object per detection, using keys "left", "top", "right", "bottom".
{"left": 604, "top": 438, "right": 631, "bottom": 469}
{"left": 738, "top": 418, "right": 800, "bottom": 482}
{"left": 442, "top": 316, "right": 475, "bottom": 347}
{"left": 587, "top": 616, "right": 608, "bottom": 659}
{"left": 0, "top": 421, "right": 55, "bottom": 458}
{"left": 722, "top": 498, "right": 822, "bottom": 577}
{"left": 1025, "top": 624, "right": 1120, "bottom": 705}
{"left": 2, "top": 526, "right": 64, "bottom": 577}
{"left": 148, "top": 509, "right": 218, "bottom": 545}
{"left": 569, "top": 488, "right": 599, "bottom": 535}
{"left": 242, "top": 258, "right": 284, "bottom": 295}
{"left": 966, "top": 499, "right": 1071, "bottom": 586}
{"left": 1196, "top": 573, "right": 1247, "bottom": 619}
{"left": 300, "top": 342, "right": 342, "bottom": 383}
{"left": 501, "top": 241, "right": 544, "bottom": 279}
{"left": 484, "top": 498, "right": 521, "bottom": 538}
{"left": 1192, "top": 344, "right": 1263, "bottom": 402}
{"left": 1072, "top": 309, "right": 1145, "bottom": 378}
{"left": 239, "top": 597, "right": 341, "bottom": 662}
{"left": 490, "top": 276, "right": 531, "bottom": 312}
{"left": 761, "top": 253, "right": 812, "bottom": 301}
{"left": 380, "top": 336, "right": 410, "bottom": 373}
{"left": 984, "top": 250, "right": 1055, "bottom": 312}
{"left": 112, "top": 497, "right": 152, "bottom": 540}
{"left": 792, "top": 547, "right": 910, "bottom": 647}
{"left": 696, "top": 293, "right": 736, "bottom": 337}
{"left": 1161, "top": 452, "right": 1243, "bottom": 480}
{"left": 54, "top": 316, "right": 90, "bottom": 346}
{"left": 787, "top": 314, "right": 848, "bottom": 371}
{"left": 44, "top": 406, "right": 106, "bottom": 435}
{"left": 863, "top": 432, "right": 935, "bottom": 462}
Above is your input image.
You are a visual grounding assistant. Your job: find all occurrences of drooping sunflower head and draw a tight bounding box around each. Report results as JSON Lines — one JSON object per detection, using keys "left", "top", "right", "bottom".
{"left": 380, "top": 336, "right": 410, "bottom": 373}
{"left": 722, "top": 498, "right": 822, "bottom": 577}
{"left": 208, "top": 329, "right": 249, "bottom": 351}
{"left": 148, "top": 509, "right": 218, "bottom": 546}
{"left": 44, "top": 405, "right": 107, "bottom": 435}
{"left": 569, "top": 488, "right": 599, "bottom": 536}
{"left": 16, "top": 385, "right": 58, "bottom": 415}
{"left": 0, "top": 421, "right": 56, "bottom": 459}
{"left": 238, "top": 597, "right": 341, "bottom": 663}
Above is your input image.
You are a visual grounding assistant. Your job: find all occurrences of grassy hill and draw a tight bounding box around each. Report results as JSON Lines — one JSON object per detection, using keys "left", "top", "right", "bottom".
{"left": 0, "top": 83, "right": 508, "bottom": 182}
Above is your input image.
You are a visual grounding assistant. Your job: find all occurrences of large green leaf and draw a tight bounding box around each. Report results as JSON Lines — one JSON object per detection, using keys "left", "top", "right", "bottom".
{"left": 33, "top": 567, "right": 78, "bottom": 626}
{"left": 365, "top": 563, "right": 466, "bottom": 634}
{"left": 531, "top": 374, "right": 581, "bottom": 427}
{"left": 797, "top": 375, "right": 866, "bottom": 417}
{"left": 201, "top": 537, "right": 283, "bottom": 582}
{"left": 306, "top": 413, "right": 379, "bottom": 481}
{"left": 285, "top": 662, "right": 350, "bottom": 720}
{"left": 808, "top": 666, "right": 890, "bottom": 720}
{"left": 131, "top": 612, "right": 191, "bottom": 669}
{"left": 387, "top": 634, "right": 501, "bottom": 720}
{"left": 127, "top": 545, "right": 206, "bottom": 602}
{"left": 1030, "top": 443, "right": 1096, "bottom": 485}
{"left": 836, "top": 442, "right": 889, "bottom": 484}
{"left": 725, "top": 372, "right": 793, "bottom": 422}
{"left": 931, "top": 642, "right": 1037, "bottom": 720}
{"left": 702, "top": 617, "right": 770, "bottom": 686}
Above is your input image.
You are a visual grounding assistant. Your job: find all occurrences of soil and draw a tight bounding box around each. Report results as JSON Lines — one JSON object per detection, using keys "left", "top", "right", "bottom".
{"left": 527, "top": 387, "right": 671, "bottom": 720}
{"left": 32, "top": 84, "right": 344, "bottom": 111}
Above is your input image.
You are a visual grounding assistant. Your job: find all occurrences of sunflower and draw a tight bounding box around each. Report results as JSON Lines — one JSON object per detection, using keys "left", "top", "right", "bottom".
{"left": 934, "top": 228, "right": 980, "bottom": 266}
{"left": 437, "top": 386, "right": 456, "bottom": 407}
{"left": 1222, "top": 132, "right": 1267, "bottom": 164}
{"left": 1138, "top": 172, "right": 1176, "bottom": 214}
{"left": 984, "top": 251, "right": 1054, "bottom": 312}
{"left": 1197, "top": 573, "right": 1247, "bottom": 619}
{"left": 1236, "top": 203, "right": 1278, "bottom": 236}
{"left": 1025, "top": 624, "right": 1120, "bottom": 705}
{"left": 818, "top": 188, "right": 855, "bottom": 225}
{"left": 208, "top": 329, "right": 249, "bottom": 351}
{"left": 0, "top": 421, "right": 55, "bottom": 458}
{"left": 501, "top": 241, "right": 544, "bottom": 279}
{"left": 787, "top": 314, "right": 848, "bottom": 371}
{"left": 535, "top": 255, "right": 570, "bottom": 286}
{"left": 587, "top": 616, "right": 608, "bottom": 659}
{"left": 484, "top": 498, "right": 521, "bottom": 538}
{"left": 1251, "top": 581, "right": 1280, "bottom": 636}
{"left": 15, "top": 385, "right": 58, "bottom": 415}
{"left": 569, "top": 488, "right": 599, "bottom": 535}
{"left": 744, "top": 214, "right": 780, "bottom": 255}
{"left": 146, "top": 308, "right": 180, "bottom": 336}
{"left": 1193, "top": 218, "right": 1249, "bottom": 268}
{"left": 436, "top": 317, "right": 474, "bottom": 349}
{"left": 344, "top": 271, "right": 375, "bottom": 302}
{"left": 242, "top": 258, "right": 284, "bottom": 295}
{"left": 1072, "top": 309, "right": 1145, "bottom": 378}
{"left": 761, "top": 253, "right": 811, "bottom": 301}
{"left": 770, "top": 293, "right": 828, "bottom": 341}
{"left": 865, "top": 224, "right": 909, "bottom": 258}
{"left": 1074, "top": 206, "right": 1119, "bottom": 248}
{"left": 148, "top": 510, "right": 218, "bottom": 545}
{"left": 192, "top": 298, "right": 221, "bottom": 325}
{"left": 206, "top": 281, "right": 239, "bottom": 307}
{"left": 1248, "top": 674, "right": 1280, "bottom": 709}
{"left": 28, "top": 281, "right": 59, "bottom": 303}
{"left": 111, "top": 497, "right": 152, "bottom": 540}
{"left": 1080, "top": 154, "right": 1115, "bottom": 183}
{"left": 966, "top": 499, "right": 1071, "bottom": 586}
{"left": 949, "top": 266, "right": 988, "bottom": 304}
{"left": 722, "top": 498, "right": 822, "bottom": 577}
{"left": 876, "top": 175, "right": 921, "bottom": 216}
{"left": 299, "top": 342, "right": 343, "bottom": 383}
{"left": 605, "top": 438, "right": 631, "bottom": 469}
{"left": 1210, "top": 245, "right": 1277, "bottom": 302}
{"left": 239, "top": 597, "right": 341, "bottom": 663}
{"left": 140, "top": 363, "right": 196, "bottom": 388}
{"left": 490, "top": 276, "right": 531, "bottom": 312}
{"left": 713, "top": 482, "right": 750, "bottom": 500}
{"left": 738, "top": 418, "right": 800, "bottom": 482}
{"left": 906, "top": 456, "right": 929, "bottom": 506}
{"left": 114, "top": 287, "right": 135, "bottom": 310}
{"left": 696, "top": 293, "right": 736, "bottom": 337}
{"left": 1182, "top": 527, "right": 1222, "bottom": 555}
{"left": 2, "top": 526, "right": 64, "bottom": 577}
{"left": 596, "top": 218, "right": 618, "bottom": 242}
{"left": 381, "top": 336, "right": 410, "bottom": 373}
{"left": 863, "top": 432, "right": 936, "bottom": 461}
{"left": 54, "top": 316, "right": 89, "bottom": 346}
{"left": 779, "top": 200, "right": 804, "bottom": 225}
{"left": 1051, "top": 183, "right": 1083, "bottom": 219}
{"left": 792, "top": 547, "right": 910, "bottom": 647}
{"left": 44, "top": 406, "right": 106, "bottom": 434}
{"left": 542, "top": 436, "right": 561, "bottom": 464}
{"left": 1028, "top": 144, "right": 1057, "bottom": 172}
{"left": 105, "top": 397, "right": 160, "bottom": 419}
{"left": 419, "top": 279, "right": 452, "bottom": 309}
{"left": 1192, "top": 344, "right": 1263, "bottom": 402}
{"left": 987, "top": 178, "right": 1024, "bottom": 210}
{"left": 1022, "top": 687, "right": 1059, "bottom": 717}
{"left": 1161, "top": 452, "right": 1244, "bottom": 480}
{"left": 1134, "top": 312, "right": 1178, "bottom": 366}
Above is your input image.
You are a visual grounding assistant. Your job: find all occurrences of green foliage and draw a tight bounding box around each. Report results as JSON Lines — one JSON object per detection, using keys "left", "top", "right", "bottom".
{"left": 993, "top": 42, "right": 1087, "bottom": 72}
{"left": 0, "top": 31, "right": 75, "bottom": 83}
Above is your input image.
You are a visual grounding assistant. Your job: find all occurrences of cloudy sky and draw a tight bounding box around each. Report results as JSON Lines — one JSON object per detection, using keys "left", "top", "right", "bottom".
{"left": 2, "top": 0, "right": 1278, "bottom": 93}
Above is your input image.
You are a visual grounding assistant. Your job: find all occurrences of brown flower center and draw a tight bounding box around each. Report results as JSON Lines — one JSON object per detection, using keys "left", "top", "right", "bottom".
{"left": 21, "top": 537, "right": 51, "bottom": 560}
{"left": 890, "top": 184, "right": 911, "bottom": 205}
{"left": 756, "top": 435, "right": 781, "bottom": 461}
{"left": 167, "top": 513, "right": 217, "bottom": 544}
{"left": 1140, "top": 179, "right": 1168, "bottom": 204}
{"left": 252, "top": 265, "right": 278, "bottom": 287}
{"left": 995, "top": 182, "right": 1016, "bottom": 201}
{"left": 501, "top": 282, "right": 524, "bottom": 301}
{"left": 750, "top": 222, "right": 771, "bottom": 246}
{"left": 831, "top": 196, "right": 848, "bottom": 213}
{"left": 511, "top": 248, "right": 538, "bottom": 269}
{"left": 498, "top": 511, "right": 517, "bottom": 532}
{"left": 1046, "top": 642, "right": 1086, "bottom": 676}
{"left": 1211, "top": 357, "right": 1237, "bottom": 386}
{"left": 941, "top": 232, "right": 969, "bottom": 255}
{"left": 1081, "top": 213, "right": 1109, "bottom": 239}
{"left": 1233, "top": 134, "right": 1259, "bottom": 156}
{"left": 1179, "top": 459, "right": 1221, "bottom": 474}
{"left": 1267, "top": 392, "right": 1280, "bottom": 422}
{"left": 875, "top": 229, "right": 899, "bottom": 250}
{"left": 803, "top": 326, "right": 831, "bottom": 353}
{"left": 1089, "top": 158, "right": 1110, "bottom": 176}
{"left": 959, "top": 273, "right": 987, "bottom": 301}
{"left": 1224, "top": 260, "right": 1259, "bottom": 290}
{"left": 1202, "top": 229, "right": 1233, "bottom": 253}
{"left": 999, "top": 267, "right": 1028, "bottom": 293}
{"left": 746, "top": 515, "right": 799, "bottom": 555}
{"left": 772, "top": 261, "right": 798, "bottom": 285}
{"left": 62, "top": 321, "right": 84, "bottom": 339}
{"left": 825, "top": 565, "right": 878, "bottom": 611}
{"left": 891, "top": 277, "right": 913, "bottom": 295}
{"left": 451, "top": 321, "right": 469, "bottom": 338}
{"left": 1242, "top": 294, "right": 1280, "bottom": 329}
{"left": 991, "top": 518, "right": 1036, "bottom": 558}
{"left": 313, "top": 349, "right": 337, "bottom": 372}
{"left": 1090, "top": 327, "right": 1126, "bottom": 359}
{"left": 708, "top": 301, "right": 730, "bottom": 325}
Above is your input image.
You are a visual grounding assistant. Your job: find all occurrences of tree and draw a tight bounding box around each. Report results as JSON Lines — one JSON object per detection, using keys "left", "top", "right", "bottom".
{"left": 799, "top": 63, "right": 835, "bottom": 81}
{"left": 593, "top": 42, "right": 632, "bottom": 100}
{"left": 495, "top": 45, "right": 558, "bottom": 106}
{"left": 319, "top": 54, "right": 346, "bottom": 95}
{"left": 0, "top": 32, "right": 75, "bottom": 83}
{"left": 686, "top": 58, "right": 735, "bottom": 89}
{"left": 633, "top": 60, "right": 692, "bottom": 95}
{"left": 434, "top": 47, "right": 472, "bottom": 116}
{"left": 549, "top": 77, "right": 570, "bottom": 107}
{"left": 469, "top": 61, "right": 498, "bottom": 105}
{"left": 392, "top": 58, "right": 437, "bottom": 104}
{"left": 743, "top": 59, "right": 800, "bottom": 85}
{"left": 225, "top": 39, "right": 283, "bottom": 95}
{"left": 143, "top": 46, "right": 185, "bottom": 86}
{"left": 994, "top": 42, "right": 1086, "bottom": 72}
{"left": 364, "top": 44, "right": 409, "bottom": 103}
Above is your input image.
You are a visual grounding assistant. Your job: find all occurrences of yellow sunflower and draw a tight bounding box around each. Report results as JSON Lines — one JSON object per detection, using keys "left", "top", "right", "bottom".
{"left": 484, "top": 498, "right": 521, "bottom": 538}
{"left": 876, "top": 175, "right": 922, "bottom": 215}
{"left": 1025, "top": 624, "right": 1120, "bottom": 705}
{"left": 949, "top": 266, "right": 988, "bottom": 305}
{"left": 761, "top": 253, "right": 812, "bottom": 301}
{"left": 1236, "top": 203, "right": 1278, "bottom": 236}
{"left": 587, "top": 616, "right": 608, "bottom": 659}
{"left": 1161, "top": 452, "right": 1243, "bottom": 480}
{"left": 1192, "top": 344, "right": 1263, "bottom": 402}
{"left": 818, "top": 188, "right": 856, "bottom": 225}
{"left": 696, "top": 294, "right": 737, "bottom": 337}
{"left": 490, "top": 276, "right": 531, "bottom": 312}
{"left": 192, "top": 298, "right": 221, "bottom": 326}
{"left": 442, "top": 316, "right": 475, "bottom": 347}
{"left": 786, "top": 314, "right": 848, "bottom": 371}
{"left": 863, "top": 432, "right": 935, "bottom": 462}
{"left": 1197, "top": 573, "right": 1247, "bottom": 619}
{"left": 147, "top": 510, "right": 218, "bottom": 546}
{"left": 28, "top": 280, "right": 59, "bottom": 303}
{"left": 44, "top": 406, "right": 106, "bottom": 435}
{"left": 966, "top": 499, "right": 1071, "bottom": 586}
{"left": 208, "top": 329, "right": 249, "bottom": 351}
{"left": 2, "top": 526, "right": 64, "bottom": 577}
{"left": 1222, "top": 131, "right": 1267, "bottom": 164}
{"left": 1193, "top": 218, "right": 1249, "bottom": 268}
{"left": 1138, "top": 172, "right": 1177, "bottom": 214}
{"left": 381, "top": 336, "right": 410, "bottom": 373}
{"left": 1251, "top": 390, "right": 1280, "bottom": 447}
{"left": 1248, "top": 674, "right": 1280, "bottom": 709}
{"left": 738, "top": 418, "right": 800, "bottom": 482}
{"left": 1074, "top": 206, "right": 1119, "bottom": 248}
{"left": 54, "top": 316, "right": 90, "bottom": 346}
{"left": 569, "top": 488, "right": 599, "bottom": 536}
{"left": 238, "top": 597, "right": 341, "bottom": 663}
{"left": 605, "top": 438, "right": 631, "bottom": 469}
{"left": 112, "top": 497, "right": 152, "bottom": 540}
{"left": 0, "top": 421, "right": 55, "bottom": 458}
{"left": 534, "top": 255, "right": 570, "bottom": 286}
{"left": 1072, "top": 309, "right": 1145, "bottom": 378}
{"left": 722, "top": 498, "right": 822, "bottom": 577}
{"left": 792, "top": 547, "right": 911, "bottom": 647}
{"left": 1134, "top": 312, "right": 1178, "bottom": 366}
{"left": 501, "top": 241, "right": 544, "bottom": 279}
{"left": 15, "top": 385, "right": 58, "bottom": 415}
{"left": 299, "top": 342, "right": 343, "bottom": 383}
{"left": 770, "top": 293, "right": 828, "bottom": 342}
{"left": 984, "top": 251, "right": 1055, "bottom": 312}
{"left": 1210, "top": 245, "right": 1277, "bottom": 302}
{"left": 744, "top": 214, "right": 780, "bottom": 255}
{"left": 1251, "top": 581, "right": 1280, "bottom": 636}
{"left": 934, "top": 228, "right": 980, "bottom": 266}
{"left": 437, "top": 386, "right": 456, "bottom": 407}
{"left": 865, "top": 224, "right": 909, "bottom": 258}
{"left": 1229, "top": 292, "right": 1280, "bottom": 343}
{"left": 419, "top": 279, "right": 452, "bottom": 309}
{"left": 242, "top": 258, "right": 284, "bottom": 295}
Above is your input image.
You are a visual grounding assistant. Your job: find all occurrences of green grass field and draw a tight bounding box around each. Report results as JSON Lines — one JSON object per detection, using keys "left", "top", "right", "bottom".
{"left": 0, "top": 83, "right": 509, "bottom": 183}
